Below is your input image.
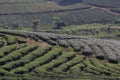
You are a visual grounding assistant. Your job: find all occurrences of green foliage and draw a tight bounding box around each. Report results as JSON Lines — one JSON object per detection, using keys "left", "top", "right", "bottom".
{"left": 0, "top": 44, "right": 37, "bottom": 65}
{"left": 53, "top": 16, "right": 61, "bottom": 25}
{"left": 0, "top": 37, "right": 6, "bottom": 46}
{"left": 0, "top": 44, "right": 17, "bottom": 57}
{"left": 17, "top": 38, "right": 27, "bottom": 44}
{"left": 103, "top": 62, "right": 120, "bottom": 74}
{"left": 35, "top": 52, "right": 75, "bottom": 73}
{"left": 5, "top": 35, "right": 17, "bottom": 45}
{"left": 69, "top": 63, "right": 85, "bottom": 73}
{"left": 12, "top": 24, "right": 20, "bottom": 30}
{"left": 21, "top": 46, "right": 52, "bottom": 61}
{"left": 0, "top": 68, "right": 9, "bottom": 75}
{"left": 0, "top": 31, "right": 120, "bottom": 80}
{"left": 53, "top": 16, "right": 67, "bottom": 29}
{"left": 32, "top": 19, "right": 40, "bottom": 31}
{"left": 11, "top": 67, "right": 28, "bottom": 74}
{"left": 46, "top": 23, "right": 120, "bottom": 40}
{"left": 19, "top": 44, "right": 38, "bottom": 54}
{"left": 83, "top": 59, "right": 104, "bottom": 75}
{"left": 53, "top": 56, "right": 84, "bottom": 73}
{"left": 90, "top": 58, "right": 112, "bottom": 75}
{"left": 11, "top": 48, "right": 62, "bottom": 74}
{"left": 1, "top": 46, "right": 51, "bottom": 71}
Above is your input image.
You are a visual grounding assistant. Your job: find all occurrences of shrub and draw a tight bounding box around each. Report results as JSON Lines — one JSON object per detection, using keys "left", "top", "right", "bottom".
{"left": 11, "top": 67, "right": 28, "bottom": 74}
{"left": 12, "top": 48, "right": 62, "bottom": 73}
{"left": 96, "top": 42, "right": 118, "bottom": 63}
{"left": 0, "top": 44, "right": 38, "bottom": 65}
{"left": 91, "top": 45, "right": 105, "bottom": 60}
{"left": 83, "top": 59, "right": 102, "bottom": 75}
{"left": 0, "top": 44, "right": 17, "bottom": 58}
{"left": 90, "top": 58, "right": 112, "bottom": 75}
{"left": 0, "top": 68, "right": 9, "bottom": 76}
{"left": 103, "top": 62, "right": 120, "bottom": 74}
{"left": 68, "top": 40, "right": 81, "bottom": 52}
{"left": 17, "top": 38, "right": 27, "bottom": 44}
{"left": 5, "top": 35, "right": 17, "bottom": 45}
{"left": 57, "top": 40, "right": 69, "bottom": 48}
{"left": 53, "top": 56, "right": 84, "bottom": 73}
{"left": 37, "top": 34, "right": 50, "bottom": 42}
{"left": 2, "top": 46, "right": 52, "bottom": 71}
{"left": 35, "top": 52, "right": 75, "bottom": 73}
{"left": 69, "top": 63, "right": 85, "bottom": 73}
{"left": 47, "top": 40, "right": 57, "bottom": 45}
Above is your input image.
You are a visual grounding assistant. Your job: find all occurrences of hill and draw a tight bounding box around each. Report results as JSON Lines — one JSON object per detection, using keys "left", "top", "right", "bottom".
{"left": 0, "top": 30, "right": 120, "bottom": 80}
{"left": 43, "top": 23, "right": 120, "bottom": 40}
{"left": 0, "top": 0, "right": 120, "bottom": 28}
{"left": 83, "top": 0, "right": 120, "bottom": 8}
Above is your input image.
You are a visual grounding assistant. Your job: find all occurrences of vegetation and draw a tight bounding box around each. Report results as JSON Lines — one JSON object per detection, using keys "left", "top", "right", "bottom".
{"left": 44, "top": 23, "right": 120, "bottom": 40}
{"left": 0, "top": 0, "right": 120, "bottom": 80}
{"left": 32, "top": 19, "right": 40, "bottom": 31}
{"left": 53, "top": 16, "right": 67, "bottom": 29}
{"left": 0, "top": 31, "right": 119, "bottom": 80}
{"left": 0, "top": 0, "right": 119, "bottom": 28}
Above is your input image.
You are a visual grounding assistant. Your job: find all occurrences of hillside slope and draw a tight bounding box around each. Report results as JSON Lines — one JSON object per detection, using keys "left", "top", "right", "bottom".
{"left": 0, "top": 30, "right": 120, "bottom": 80}
{"left": 0, "top": 0, "right": 120, "bottom": 28}
{"left": 83, "top": 0, "right": 120, "bottom": 8}
{"left": 1, "top": 30, "right": 120, "bottom": 63}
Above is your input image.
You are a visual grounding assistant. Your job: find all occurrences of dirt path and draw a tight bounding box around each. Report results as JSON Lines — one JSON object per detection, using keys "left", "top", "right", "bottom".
{"left": 0, "top": 4, "right": 119, "bottom": 16}
{"left": 90, "top": 6, "right": 120, "bottom": 15}
{"left": 0, "top": 7, "right": 91, "bottom": 16}
{"left": 16, "top": 36, "right": 49, "bottom": 47}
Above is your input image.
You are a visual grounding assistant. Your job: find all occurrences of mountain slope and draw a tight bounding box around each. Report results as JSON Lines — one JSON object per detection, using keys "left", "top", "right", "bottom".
{"left": 0, "top": 0, "right": 120, "bottom": 28}
{"left": 0, "top": 30, "right": 120, "bottom": 80}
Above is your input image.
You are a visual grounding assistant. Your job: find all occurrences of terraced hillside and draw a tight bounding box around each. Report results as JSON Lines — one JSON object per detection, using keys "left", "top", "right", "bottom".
{"left": 0, "top": 0, "right": 120, "bottom": 28}
{"left": 44, "top": 24, "right": 120, "bottom": 40}
{"left": 0, "top": 30, "right": 120, "bottom": 80}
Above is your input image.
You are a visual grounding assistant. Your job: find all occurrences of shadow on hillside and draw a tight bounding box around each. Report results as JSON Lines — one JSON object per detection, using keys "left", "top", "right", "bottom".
{"left": 58, "top": 0, "right": 83, "bottom": 5}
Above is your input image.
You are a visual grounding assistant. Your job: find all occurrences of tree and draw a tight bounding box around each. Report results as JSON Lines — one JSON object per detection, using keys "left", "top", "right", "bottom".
{"left": 32, "top": 19, "right": 40, "bottom": 31}
{"left": 0, "top": 25, "right": 9, "bottom": 29}
{"left": 12, "top": 23, "right": 20, "bottom": 30}
{"left": 54, "top": 21, "right": 66, "bottom": 29}
{"left": 112, "top": 18, "right": 120, "bottom": 25}
{"left": 53, "top": 16, "right": 66, "bottom": 29}
{"left": 5, "top": 26, "right": 9, "bottom": 29}
{"left": 114, "top": 19, "right": 120, "bottom": 24}
{"left": 107, "top": 24, "right": 111, "bottom": 34}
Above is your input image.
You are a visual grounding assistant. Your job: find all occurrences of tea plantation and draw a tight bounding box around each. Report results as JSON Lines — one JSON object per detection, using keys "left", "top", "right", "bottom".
{"left": 0, "top": 0, "right": 120, "bottom": 28}
{"left": 0, "top": 30, "right": 120, "bottom": 80}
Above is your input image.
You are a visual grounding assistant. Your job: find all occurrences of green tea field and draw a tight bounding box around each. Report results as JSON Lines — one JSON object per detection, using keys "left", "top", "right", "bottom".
{"left": 0, "top": 30, "right": 120, "bottom": 80}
